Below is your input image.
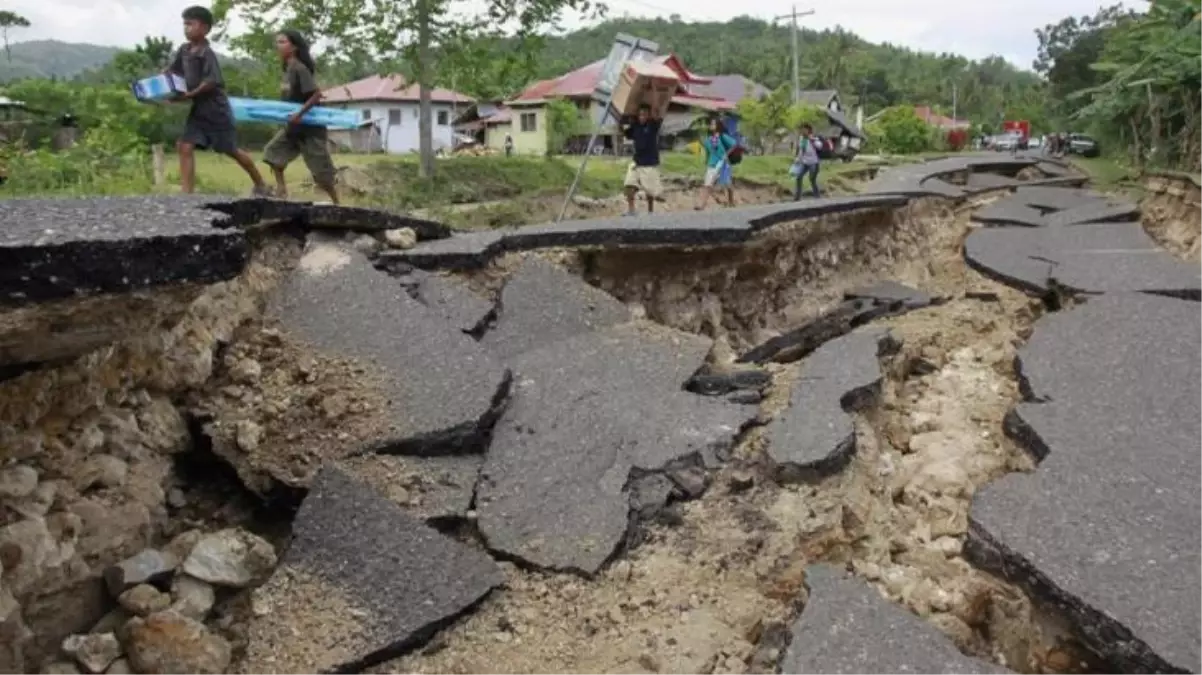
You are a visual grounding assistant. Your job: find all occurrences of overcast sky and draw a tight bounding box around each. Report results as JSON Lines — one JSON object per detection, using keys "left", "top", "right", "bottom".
{"left": 8, "top": 0, "right": 1135, "bottom": 71}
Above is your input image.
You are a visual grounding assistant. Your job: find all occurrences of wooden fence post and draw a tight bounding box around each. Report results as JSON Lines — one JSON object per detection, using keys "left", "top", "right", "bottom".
{"left": 152, "top": 144, "right": 165, "bottom": 187}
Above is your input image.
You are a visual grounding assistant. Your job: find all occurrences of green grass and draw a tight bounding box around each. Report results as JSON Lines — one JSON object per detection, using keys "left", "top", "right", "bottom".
{"left": 5, "top": 146, "right": 908, "bottom": 217}
{"left": 1072, "top": 156, "right": 1133, "bottom": 189}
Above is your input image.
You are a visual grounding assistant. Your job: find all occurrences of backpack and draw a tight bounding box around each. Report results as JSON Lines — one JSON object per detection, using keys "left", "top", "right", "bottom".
{"left": 727, "top": 136, "right": 746, "bottom": 165}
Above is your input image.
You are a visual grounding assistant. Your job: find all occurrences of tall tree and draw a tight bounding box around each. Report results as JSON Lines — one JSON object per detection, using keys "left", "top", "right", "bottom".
{"left": 135, "top": 36, "right": 175, "bottom": 68}
{"left": 1068, "top": 0, "right": 1201, "bottom": 169}
{"left": 1033, "top": 4, "right": 1131, "bottom": 119}
{"left": 0, "top": 10, "right": 30, "bottom": 63}
{"left": 212, "top": 0, "right": 600, "bottom": 177}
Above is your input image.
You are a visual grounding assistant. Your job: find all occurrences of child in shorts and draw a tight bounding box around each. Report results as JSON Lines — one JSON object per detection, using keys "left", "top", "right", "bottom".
{"left": 167, "top": 6, "right": 270, "bottom": 196}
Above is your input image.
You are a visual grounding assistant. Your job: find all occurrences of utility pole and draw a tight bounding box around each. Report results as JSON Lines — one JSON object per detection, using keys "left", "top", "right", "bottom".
{"left": 951, "top": 81, "right": 958, "bottom": 125}
{"left": 772, "top": 6, "right": 815, "bottom": 104}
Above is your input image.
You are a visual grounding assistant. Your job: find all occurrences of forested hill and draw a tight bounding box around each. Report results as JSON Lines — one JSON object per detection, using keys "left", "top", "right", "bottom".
{"left": 0, "top": 40, "right": 119, "bottom": 82}
{"left": 441, "top": 16, "right": 1047, "bottom": 122}
{"left": 2, "top": 16, "right": 1046, "bottom": 122}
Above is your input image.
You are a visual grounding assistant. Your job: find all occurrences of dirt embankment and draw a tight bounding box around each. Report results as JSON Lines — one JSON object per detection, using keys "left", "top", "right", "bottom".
{"left": 1140, "top": 171, "right": 1201, "bottom": 261}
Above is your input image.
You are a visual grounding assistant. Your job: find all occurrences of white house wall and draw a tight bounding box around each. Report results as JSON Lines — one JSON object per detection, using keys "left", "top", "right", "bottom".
{"left": 332, "top": 101, "right": 465, "bottom": 154}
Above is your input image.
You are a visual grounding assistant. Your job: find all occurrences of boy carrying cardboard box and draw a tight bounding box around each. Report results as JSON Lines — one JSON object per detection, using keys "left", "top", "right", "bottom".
{"left": 166, "top": 6, "right": 270, "bottom": 196}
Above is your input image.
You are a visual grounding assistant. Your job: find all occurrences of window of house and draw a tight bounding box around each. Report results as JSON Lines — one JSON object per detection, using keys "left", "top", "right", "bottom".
{"left": 388, "top": 109, "right": 402, "bottom": 125}
{"left": 520, "top": 112, "right": 537, "bottom": 132}
{"left": 437, "top": 110, "right": 449, "bottom": 126}
{"left": 361, "top": 109, "right": 371, "bottom": 121}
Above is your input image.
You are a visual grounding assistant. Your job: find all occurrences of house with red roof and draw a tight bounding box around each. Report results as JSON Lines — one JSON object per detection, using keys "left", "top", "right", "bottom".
{"left": 913, "top": 105, "right": 971, "bottom": 130}
{"left": 321, "top": 74, "right": 475, "bottom": 154}
{"left": 465, "top": 54, "right": 737, "bottom": 155}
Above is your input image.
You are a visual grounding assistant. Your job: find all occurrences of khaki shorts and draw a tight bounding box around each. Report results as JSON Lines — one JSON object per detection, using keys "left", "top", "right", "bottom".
{"left": 624, "top": 164, "right": 663, "bottom": 199}
{"left": 263, "top": 128, "right": 336, "bottom": 185}
{"left": 703, "top": 164, "right": 732, "bottom": 187}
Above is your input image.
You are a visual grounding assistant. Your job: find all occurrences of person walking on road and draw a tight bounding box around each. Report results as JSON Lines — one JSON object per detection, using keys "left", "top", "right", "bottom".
{"left": 261, "top": 29, "right": 339, "bottom": 204}
{"left": 695, "top": 116, "right": 737, "bottom": 210}
{"left": 167, "top": 6, "right": 270, "bottom": 196}
{"left": 621, "top": 103, "right": 664, "bottom": 216}
{"left": 792, "top": 123, "right": 821, "bottom": 199}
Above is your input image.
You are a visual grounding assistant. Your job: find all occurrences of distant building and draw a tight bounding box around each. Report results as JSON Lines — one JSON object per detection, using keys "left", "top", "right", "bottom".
{"left": 479, "top": 56, "right": 737, "bottom": 156}
{"left": 321, "top": 74, "right": 475, "bottom": 154}
{"left": 913, "top": 105, "right": 971, "bottom": 130}
{"left": 690, "top": 75, "right": 770, "bottom": 106}
{"left": 797, "top": 89, "right": 844, "bottom": 113}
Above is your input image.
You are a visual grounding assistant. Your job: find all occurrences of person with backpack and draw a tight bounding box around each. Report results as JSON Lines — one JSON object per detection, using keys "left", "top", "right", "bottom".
{"left": 790, "top": 123, "right": 822, "bottom": 199}
{"left": 695, "top": 116, "right": 738, "bottom": 210}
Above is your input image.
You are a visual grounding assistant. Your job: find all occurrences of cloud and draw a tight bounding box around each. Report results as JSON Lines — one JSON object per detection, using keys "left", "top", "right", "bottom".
{"left": 7, "top": 0, "right": 1134, "bottom": 70}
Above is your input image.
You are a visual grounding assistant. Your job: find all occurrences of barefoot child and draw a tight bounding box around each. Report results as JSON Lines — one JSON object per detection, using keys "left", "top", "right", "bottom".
{"left": 167, "top": 6, "right": 270, "bottom": 195}
{"left": 261, "top": 29, "right": 339, "bottom": 203}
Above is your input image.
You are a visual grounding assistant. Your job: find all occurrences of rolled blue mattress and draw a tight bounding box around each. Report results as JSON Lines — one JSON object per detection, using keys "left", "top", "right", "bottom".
{"left": 228, "top": 97, "right": 362, "bottom": 130}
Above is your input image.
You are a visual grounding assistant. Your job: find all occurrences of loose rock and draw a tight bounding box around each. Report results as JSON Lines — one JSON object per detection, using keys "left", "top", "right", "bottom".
{"left": 0, "top": 464, "right": 38, "bottom": 499}
{"left": 181, "top": 528, "right": 277, "bottom": 588}
{"left": 41, "top": 662, "right": 81, "bottom": 674}
{"left": 169, "top": 575, "right": 215, "bottom": 620}
{"left": 103, "top": 658, "right": 132, "bottom": 674}
{"left": 61, "top": 632, "right": 122, "bottom": 674}
{"left": 103, "top": 549, "right": 178, "bottom": 597}
{"left": 384, "top": 227, "right": 418, "bottom": 250}
{"left": 117, "top": 584, "right": 171, "bottom": 617}
{"left": 124, "top": 611, "right": 232, "bottom": 674}
{"left": 72, "top": 455, "right": 129, "bottom": 491}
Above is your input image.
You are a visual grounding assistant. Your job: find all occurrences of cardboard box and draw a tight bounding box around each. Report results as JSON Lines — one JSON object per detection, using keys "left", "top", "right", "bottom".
{"left": 610, "top": 60, "right": 680, "bottom": 119}
{"left": 131, "top": 74, "right": 187, "bottom": 102}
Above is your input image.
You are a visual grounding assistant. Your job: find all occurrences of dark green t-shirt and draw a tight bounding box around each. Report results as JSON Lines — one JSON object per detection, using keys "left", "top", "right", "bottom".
{"left": 169, "top": 41, "right": 233, "bottom": 129}
{"left": 281, "top": 59, "right": 326, "bottom": 138}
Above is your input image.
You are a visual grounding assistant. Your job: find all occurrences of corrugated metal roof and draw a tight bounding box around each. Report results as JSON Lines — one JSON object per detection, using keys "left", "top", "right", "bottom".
{"left": 690, "top": 75, "right": 769, "bottom": 104}
{"left": 323, "top": 74, "right": 474, "bottom": 104}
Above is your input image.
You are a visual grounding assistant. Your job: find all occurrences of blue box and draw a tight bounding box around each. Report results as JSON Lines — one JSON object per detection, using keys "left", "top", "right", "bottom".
{"left": 131, "top": 74, "right": 187, "bottom": 102}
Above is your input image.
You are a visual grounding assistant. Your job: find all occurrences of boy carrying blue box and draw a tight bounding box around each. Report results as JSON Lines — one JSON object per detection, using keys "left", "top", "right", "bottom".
{"left": 166, "top": 6, "right": 270, "bottom": 196}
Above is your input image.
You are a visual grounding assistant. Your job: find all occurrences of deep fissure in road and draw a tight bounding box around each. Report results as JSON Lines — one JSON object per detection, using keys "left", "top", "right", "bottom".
{"left": 5, "top": 163, "right": 1197, "bottom": 674}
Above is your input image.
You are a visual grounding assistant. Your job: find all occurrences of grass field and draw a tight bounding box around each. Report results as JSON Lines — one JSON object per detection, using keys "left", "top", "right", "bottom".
{"left": 184, "top": 150, "right": 878, "bottom": 203}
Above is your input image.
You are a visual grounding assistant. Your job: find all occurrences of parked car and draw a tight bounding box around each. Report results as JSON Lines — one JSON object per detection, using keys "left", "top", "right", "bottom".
{"left": 991, "top": 131, "right": 1029, "bottom": 152}
{"left": 1067, "top": 133, "right": 1101, "bottom": 158}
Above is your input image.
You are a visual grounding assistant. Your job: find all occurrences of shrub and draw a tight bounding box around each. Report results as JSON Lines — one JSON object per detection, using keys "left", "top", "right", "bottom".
{"left": 864, "top": 106, "right": 934, "bottom": 154}
{"left": 945, "top": 128, "right": 969, "bottom": 151}
{"left": 1, "top": 125, "right": 154, "bottom": 195}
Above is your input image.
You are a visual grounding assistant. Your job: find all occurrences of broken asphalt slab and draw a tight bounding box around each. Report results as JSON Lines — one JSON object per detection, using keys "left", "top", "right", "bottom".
{"left": 737, "top": 281, "right": 932, "bottom": 365}
{"left": 0, "top": 195, "right": 247, "bottom": 306}
{"left": 964, "top": 222, "right": 1201, "bottom": 297}
{"left": 205, "top": 198, "right": 451, "bottom": 241}
{"left": 1011, "top": 186, "right": 1107, "bottom": 211}
{"left": 970, "top": 201, "right": 1048, "bottom": 228}
{"left": 966, "top": 293, "right": 1200, "bottom": 673}
{"left": 766, "top": 328, "right": 890, "bottom": 484}
{"left": 378, "top": 196, "right": 909, "bottom": 271}
{"left": 844, "top": 280, "right": 937, "bottom": 310}
{"left": 395, "top": 268, "right": 494, "bottom": 335}
{"left": 242, "top": 467, "right": 503, "bottom": 672}
{"left": 481, "top": 257, "right": 632, "bottom": 361}
{"left": 476, "top": 321, "right": 757, "bottom": 575}
{"left": 336, "top": 453, "right": 482, "bottom": 525}
{"left": 862, "top": 155, "right": 1039, "bottom": 198}
{"left": 780, "top": 564, "right": 1008, "bottom": 674}
{"left": 267, "top": 236, "right": 509, "bottom": 453}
